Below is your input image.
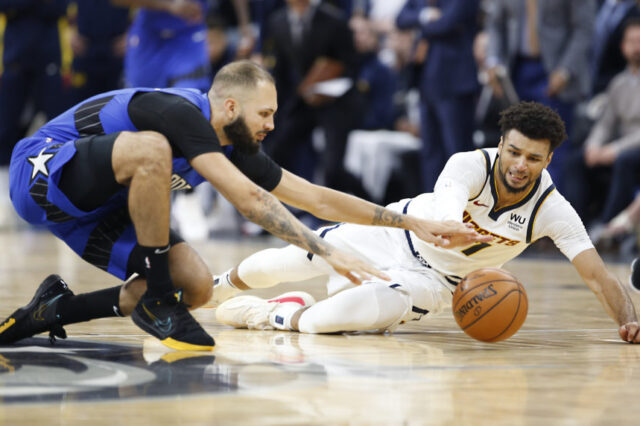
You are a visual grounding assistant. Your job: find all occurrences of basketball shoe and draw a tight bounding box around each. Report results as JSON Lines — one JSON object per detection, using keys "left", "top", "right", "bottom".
{"left": 0, "top": 274, "right": 73, "bottom": 344}
{"left": 132, "top": 289, "right": 215, "bottom": 351}
{"left": 631, "top": 258, "right": 640, "bottom": 293}
{"left": 215, "top": 291, "right": 316, "bottom": 330}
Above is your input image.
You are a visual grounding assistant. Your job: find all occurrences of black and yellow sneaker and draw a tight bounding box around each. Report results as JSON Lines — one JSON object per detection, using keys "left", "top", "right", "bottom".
{"left": 132, "top": 289, "right": 215, "bottom": 351}
{"left": 0, "top": 274, "right": 73, "bottom": 345}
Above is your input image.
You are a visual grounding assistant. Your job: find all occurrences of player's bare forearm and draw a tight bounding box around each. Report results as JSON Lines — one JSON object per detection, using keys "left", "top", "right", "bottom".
{"left": 241, "top": 187, "right": 334, "bottom": 257}
{"left": 597, "top": 274, "right": 637, "bottom": 326}
{"left": 573, "top": 250, "right": 637, "bottom": 326}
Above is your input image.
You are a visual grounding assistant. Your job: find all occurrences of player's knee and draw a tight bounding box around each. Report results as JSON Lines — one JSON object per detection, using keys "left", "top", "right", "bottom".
{"left": 183, "top": 272, "right": 214, "bottom": 309}
{"left": 136, "top": 131, "right": 172, "bottom": 173}
{"left": 113, "top": 131, "right": 172, "bottom": 183}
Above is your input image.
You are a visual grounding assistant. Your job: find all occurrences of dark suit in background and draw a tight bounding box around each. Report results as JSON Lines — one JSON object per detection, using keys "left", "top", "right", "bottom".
{"left": 396, "top": 0, "right": 480, "bottom": 193}
{"left": 591, "top": 0, "right": 640, "bottom": 96}
{"left": 486, "top": 0, "right": 595, "bottom": 190}
{"left": 262, "top": 1, "right": 366, "bottom": 195}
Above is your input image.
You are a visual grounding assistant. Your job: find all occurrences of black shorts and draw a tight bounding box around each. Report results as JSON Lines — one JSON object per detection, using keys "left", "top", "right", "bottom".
{"left": 58, "top": 133, "right": 124, "bottom": 212}
{"left": 58, "top": 132, "right": 185, "bottom": 278}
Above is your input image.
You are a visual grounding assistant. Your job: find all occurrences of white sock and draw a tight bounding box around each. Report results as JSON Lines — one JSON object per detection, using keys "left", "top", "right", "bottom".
{"left": 211, "top": 269, "right": 241, "bottom": 305}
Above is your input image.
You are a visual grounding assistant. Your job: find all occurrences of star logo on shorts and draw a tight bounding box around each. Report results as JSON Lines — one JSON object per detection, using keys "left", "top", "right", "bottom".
{"left": 27, "top": 147, "right": 55, "bottom": 182}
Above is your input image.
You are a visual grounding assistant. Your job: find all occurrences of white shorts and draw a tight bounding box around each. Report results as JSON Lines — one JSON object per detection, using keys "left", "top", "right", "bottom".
{"left": 311, "top": 223, "right": 455, "bottom": 321}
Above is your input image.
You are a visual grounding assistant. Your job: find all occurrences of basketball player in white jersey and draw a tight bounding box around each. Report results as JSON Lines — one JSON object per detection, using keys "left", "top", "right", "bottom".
{"left": 214, "top": 102, "right": 640, "bottom": 343}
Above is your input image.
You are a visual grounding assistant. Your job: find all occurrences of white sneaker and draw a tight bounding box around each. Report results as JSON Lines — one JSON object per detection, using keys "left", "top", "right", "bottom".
{"left": 216, "top": 291, "right": 316, "bottom": 330}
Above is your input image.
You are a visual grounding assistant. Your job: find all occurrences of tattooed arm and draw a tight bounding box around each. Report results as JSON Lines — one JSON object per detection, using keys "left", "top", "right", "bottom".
{"left": 271, "top": 170, "right": 488, "bottom": 247}
{"left": 191, "top": 154, "right": 388, "bottom": 283}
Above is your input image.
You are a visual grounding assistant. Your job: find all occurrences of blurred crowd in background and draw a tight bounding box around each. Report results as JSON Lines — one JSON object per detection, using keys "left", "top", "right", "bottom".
{"left": 0, "top": 0, "right": 639, "bottom": 259}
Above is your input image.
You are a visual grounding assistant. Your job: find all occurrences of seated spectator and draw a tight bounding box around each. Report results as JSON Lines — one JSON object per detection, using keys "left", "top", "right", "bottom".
{"left": 564, "top": 18, "right": 640, "bottom": 226}
{"left": 591, "top": 0, "right": 640, "bottom": 96}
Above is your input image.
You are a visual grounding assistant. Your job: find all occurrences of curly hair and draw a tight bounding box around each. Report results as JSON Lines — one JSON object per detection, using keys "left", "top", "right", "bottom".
{"left": 498, "top": 101, "right": 567, "bottom": 152}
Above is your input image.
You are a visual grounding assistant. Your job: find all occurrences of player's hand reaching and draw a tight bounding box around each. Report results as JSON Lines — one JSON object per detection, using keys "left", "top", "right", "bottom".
{"left": 410, "top": 219, "right": 492, "bottom": 248}
{"left": 322, "top": 250, "right": 390, "bottom": 285}
{"left": 619, "top": 322, "right": 640, "bottom": 343}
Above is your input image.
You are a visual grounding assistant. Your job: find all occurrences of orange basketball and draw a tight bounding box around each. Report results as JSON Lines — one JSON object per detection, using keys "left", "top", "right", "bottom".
{"left": 452, "top": 268, "right": 528, "bottom": 342}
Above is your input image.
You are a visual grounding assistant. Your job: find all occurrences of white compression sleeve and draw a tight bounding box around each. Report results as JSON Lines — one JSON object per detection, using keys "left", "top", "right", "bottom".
{"left": 237, "top": 245, "right": 333, "bottom": 289}
{"left": 297, "top": 283, "right": 411, "bottom": 334}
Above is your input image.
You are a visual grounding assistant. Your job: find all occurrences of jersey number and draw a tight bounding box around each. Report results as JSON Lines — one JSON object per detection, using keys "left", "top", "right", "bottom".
{"left": 461, "top": 242, "right": 492, "bottom": 256}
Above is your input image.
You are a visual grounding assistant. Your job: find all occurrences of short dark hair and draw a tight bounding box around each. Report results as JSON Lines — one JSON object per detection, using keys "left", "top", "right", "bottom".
{"left": 498, "top": 101, "right": 567, "bottom": 152}
{"left": 211, "top": 60, "right": 275, "bottom": 95}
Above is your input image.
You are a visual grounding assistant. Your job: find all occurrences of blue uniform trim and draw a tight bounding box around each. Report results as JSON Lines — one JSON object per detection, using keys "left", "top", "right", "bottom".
{"left": 525, "top": 184, "right": 556, "bottom": 244}
{"left": 28, "top": 178, "right": 75, "bottom": 223}
{"left": 390, "top": 283, "right": 430, "bottom": 316}
{"left": 74, "top": 95, "right": 115, "bottom": 136}
{"left": 306, "top": 223, "right": 343, "bottom": 261}
{"left": 402, "top": 199, "right": 462, "bottom": 286}
{"left": 469, "top": 149, "right": 492, "bottom": 201}
{"left": 412, "top": 306, "right": 429, "bottom": 315}
{"left": 81, "top": 207, "right": 131, "bottom": 273}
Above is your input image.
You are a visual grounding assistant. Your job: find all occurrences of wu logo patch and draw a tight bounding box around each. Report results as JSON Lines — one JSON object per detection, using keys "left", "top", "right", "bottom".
{"left": 509, "top": 213, "right": 527, "bottom": 225}
{"left": 27, "top": 148, "right": 55, "bottom": 183}
{"left": 507, "top": 213, "right": 527, "bottom": 232}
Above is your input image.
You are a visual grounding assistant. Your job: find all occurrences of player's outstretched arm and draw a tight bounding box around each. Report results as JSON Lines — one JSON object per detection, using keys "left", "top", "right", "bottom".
{"left": 191, "top": 153, "right": 389, "bottom": 285}
{"left": 270, "top": 170, "right": 488, "bottom": 247}
{"left": 572, "top": 249, "right": 640, "bottom": 343}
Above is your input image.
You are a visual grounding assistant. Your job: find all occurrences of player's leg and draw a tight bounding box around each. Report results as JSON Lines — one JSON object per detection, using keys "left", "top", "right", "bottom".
{"left": 0, "top": 133, "right": 213, "bottom": 349}
{"left": 215, "top": 281, "right": 411, "bottom": 333}
{"left": 212, "top": 243, "right": 334, "bottom": 305}
{"left": 212, "top": 223, "right": 400, "bottom": 305}
{"left": 216, "top": 267, "right": 451, "bottom": 333}
{"left": 119, "top": 238, "right": 213, "bottom": 315}
{"left": 110, "top": 131, "right": 214, "bottom": 349}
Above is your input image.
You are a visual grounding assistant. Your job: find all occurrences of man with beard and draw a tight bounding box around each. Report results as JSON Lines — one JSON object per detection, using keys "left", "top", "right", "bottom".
{"left": 0, "top": 61, "right": 483, "bottom": 351}
{"left": 215, "top": 101, "right": 640, "bottom": 343}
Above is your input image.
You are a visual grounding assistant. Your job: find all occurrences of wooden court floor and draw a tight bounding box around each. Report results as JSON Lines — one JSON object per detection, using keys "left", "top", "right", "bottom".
{"left": 0, "top": 229, "right": 639, "bottom": 425}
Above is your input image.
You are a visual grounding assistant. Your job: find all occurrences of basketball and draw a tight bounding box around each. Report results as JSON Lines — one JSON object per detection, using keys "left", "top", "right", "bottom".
{"left": 452, "top": 268, "right": 528, "bottom": 342}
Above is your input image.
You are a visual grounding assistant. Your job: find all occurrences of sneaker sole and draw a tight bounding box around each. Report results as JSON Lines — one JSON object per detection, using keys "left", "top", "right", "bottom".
{"left": 132, "top": 303, "right": 215, "bottom": 352}
{"left": 161, "top": 337, "right": 215, "bottom": 352}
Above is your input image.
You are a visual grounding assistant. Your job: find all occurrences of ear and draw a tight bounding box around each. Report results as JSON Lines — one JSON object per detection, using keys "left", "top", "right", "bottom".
{"left": 223, "top": 98, "right": 238, "bottom": 119}
{"left": 544, "top": 151, "right": 553, "bottom": 169}
{"left": 497, "top": 136, "right": 503, "bottom": 151}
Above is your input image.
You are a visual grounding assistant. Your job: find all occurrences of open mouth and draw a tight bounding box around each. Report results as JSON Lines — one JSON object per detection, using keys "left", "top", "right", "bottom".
{"left": 508, "top": 171, "right": 527, "bottom": 184}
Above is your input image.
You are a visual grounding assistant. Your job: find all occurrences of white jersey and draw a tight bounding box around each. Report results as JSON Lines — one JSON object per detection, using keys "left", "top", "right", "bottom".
{"left": 388, "top": 148, "right": 593, "bottom": 279}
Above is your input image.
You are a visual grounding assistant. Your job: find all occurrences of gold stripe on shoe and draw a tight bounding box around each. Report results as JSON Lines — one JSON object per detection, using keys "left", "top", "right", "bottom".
{"left": 160, "top": 337, "right": 215, "bottom": 352}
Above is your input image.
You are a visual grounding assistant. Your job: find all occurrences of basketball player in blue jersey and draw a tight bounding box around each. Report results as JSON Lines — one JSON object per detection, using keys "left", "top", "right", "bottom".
{"left": 0, "top": 60, "right": 483, "bottom": 351}
{"left": 115, "top": 0, "right": 210, "bottom": 90}
{"left": 115, "top": 0, "right": 253, "bottom": 91}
